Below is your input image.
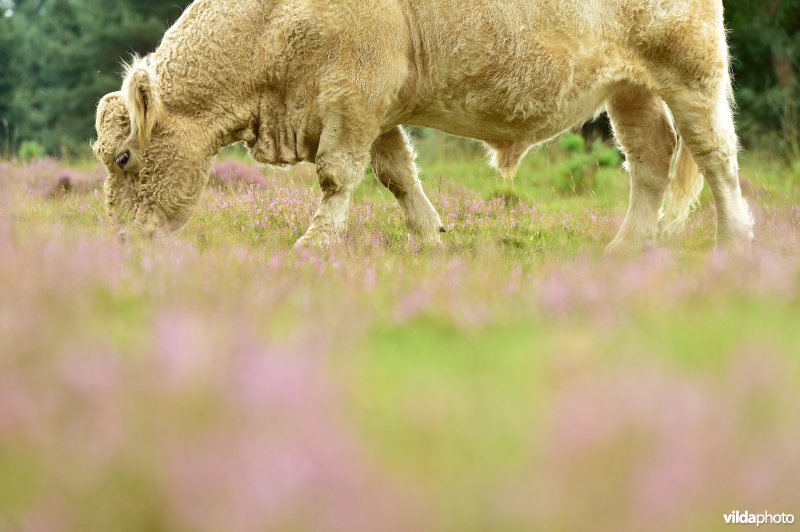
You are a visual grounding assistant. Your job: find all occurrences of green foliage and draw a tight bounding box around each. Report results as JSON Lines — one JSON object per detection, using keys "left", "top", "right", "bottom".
{"left": 6, "top": 0, "right": 191, "bottom": 156}
{"left": 593, "top": 140, "right": 623, "bottom": 168}
{"left": 0, "top": 11, "right": 16, "bottom": 157}
{"left": 0, "top": 13, "right": 13, "bottom": 118}
{"left": 559, "top": 153, "right": 595, "bottom": 194}
{"left": 725, "top": 0, "right": 800, "bottom": 152}
{"left": 18, "top": 140, "right": 46, "bottom": 161}
{"left": 556, "top": 137, "right": 622, "bottom": 195}
{"left": 559, "top": 133, "right": 585, "bottom": 154}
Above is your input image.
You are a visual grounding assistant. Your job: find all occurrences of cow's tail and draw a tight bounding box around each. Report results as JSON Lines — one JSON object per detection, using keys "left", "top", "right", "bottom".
{"left": 660, "top": 135, "right": 704, "bottom": 235}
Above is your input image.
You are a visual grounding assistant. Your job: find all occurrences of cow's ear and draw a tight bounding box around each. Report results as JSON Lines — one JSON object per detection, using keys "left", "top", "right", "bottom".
{"left": 122, "top": 55, "right": 162, "bottom": 147}
{"left": 95, "top": 92, "right": 128, "bottom": 135}
{"left": 94, "top": 92, "right": 131, "bottom": 162}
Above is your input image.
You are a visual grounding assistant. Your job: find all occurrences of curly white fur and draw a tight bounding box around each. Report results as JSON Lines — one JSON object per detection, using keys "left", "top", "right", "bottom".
{"left": 94, "top": 0, "right": 754, "bottom": 250}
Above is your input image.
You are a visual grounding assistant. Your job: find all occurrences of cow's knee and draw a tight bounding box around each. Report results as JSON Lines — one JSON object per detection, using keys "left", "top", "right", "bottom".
{"left": 317, "top": 165, "right": 345, "bottom": 198}
{"left": 316, "top": 151, "right": 365, "bottom": 196}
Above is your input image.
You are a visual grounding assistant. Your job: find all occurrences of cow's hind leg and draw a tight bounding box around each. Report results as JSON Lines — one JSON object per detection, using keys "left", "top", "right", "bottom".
{"left": 606, "top": 86, "right": 677, "bottom": 253}
{"left": 665, "top": 84, "right": 754, "bottom": 250}
{"left": 371, "top": 126, "right": 444, "bottom": 245}
{"left": 295, "top": 113, "right": 377, "bottom": 249}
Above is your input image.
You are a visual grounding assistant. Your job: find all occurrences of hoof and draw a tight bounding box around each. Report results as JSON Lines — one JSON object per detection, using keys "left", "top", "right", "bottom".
{"left": 439, "top": 226, "right": 447, "bottom": 234}
{"left": 294, "top": 235, "right": 327, "bottom": 252}
{"left": 717, "top": 224, "right": 755, "bottom": 254}
{"left": 419, "top": 233, "right": 445, "bottom": 248}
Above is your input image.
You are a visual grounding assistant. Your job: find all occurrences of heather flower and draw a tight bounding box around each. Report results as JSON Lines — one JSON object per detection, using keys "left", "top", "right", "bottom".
{"left": 210, "top": 159, "right": 274, "bottom": 188}
{"left": 1, "top": 156, "right": 800, "bottom": 532}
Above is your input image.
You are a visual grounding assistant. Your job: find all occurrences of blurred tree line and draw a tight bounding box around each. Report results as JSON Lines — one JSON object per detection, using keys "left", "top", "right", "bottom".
{"left": 0, "top": 0, "right": 798, "bottom": 158}
{"left": 0, "top": 0, "right": 191, "bottom": 157}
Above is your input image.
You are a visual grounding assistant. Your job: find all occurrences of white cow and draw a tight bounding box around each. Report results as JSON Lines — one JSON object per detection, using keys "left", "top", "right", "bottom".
{"left": 93, "top": 0, "right": 754, "bottom": 251}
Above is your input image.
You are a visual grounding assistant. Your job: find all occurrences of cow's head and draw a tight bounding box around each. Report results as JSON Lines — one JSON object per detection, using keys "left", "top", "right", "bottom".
{"left": 93, "top": 57, "right": 213, "bottom": 237}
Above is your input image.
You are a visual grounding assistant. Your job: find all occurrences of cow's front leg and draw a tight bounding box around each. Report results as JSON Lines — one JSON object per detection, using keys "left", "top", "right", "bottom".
{"left": 295, "top": 151, "right": 368, "bottom": 249}
{"left": 295, "top": 111, "right": 380, "bottom": 249}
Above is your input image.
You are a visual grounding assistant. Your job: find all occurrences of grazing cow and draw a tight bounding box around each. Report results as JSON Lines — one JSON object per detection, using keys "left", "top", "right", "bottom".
{"left": 93, "top": 0, "right": 754, "bottom": 251}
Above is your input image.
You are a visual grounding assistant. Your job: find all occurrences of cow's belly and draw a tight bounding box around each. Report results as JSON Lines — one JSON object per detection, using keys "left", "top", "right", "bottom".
{"left": 395, "top": 28, "right": 630, "bottom": 145}
{"left": 401, "top": 82, "right": 615, "bottom": 146}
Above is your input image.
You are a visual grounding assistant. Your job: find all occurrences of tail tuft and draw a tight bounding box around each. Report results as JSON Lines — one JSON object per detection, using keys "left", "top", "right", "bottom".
{"left": 660, "top": 139, "right": 703, "bottom": 234}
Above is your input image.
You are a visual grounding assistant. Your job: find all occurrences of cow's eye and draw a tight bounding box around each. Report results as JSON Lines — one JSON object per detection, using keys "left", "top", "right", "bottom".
{"left": 115, "top": 150, "right": 131, "bottom": 169}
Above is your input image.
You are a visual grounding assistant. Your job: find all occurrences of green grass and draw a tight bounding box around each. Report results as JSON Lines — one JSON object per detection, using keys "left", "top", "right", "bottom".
{"left": 1, "top": 143, "right": 800, "bottom": 531}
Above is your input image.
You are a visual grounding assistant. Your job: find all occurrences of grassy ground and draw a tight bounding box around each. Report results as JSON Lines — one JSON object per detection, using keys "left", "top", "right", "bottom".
{"left": 1, "top": 138, "right": 799, "bottom": 532}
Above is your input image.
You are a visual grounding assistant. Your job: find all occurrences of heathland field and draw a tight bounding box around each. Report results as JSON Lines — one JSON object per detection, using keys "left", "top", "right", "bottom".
{"left": 1, "top": 136, "right": 800, "bottom": 531}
